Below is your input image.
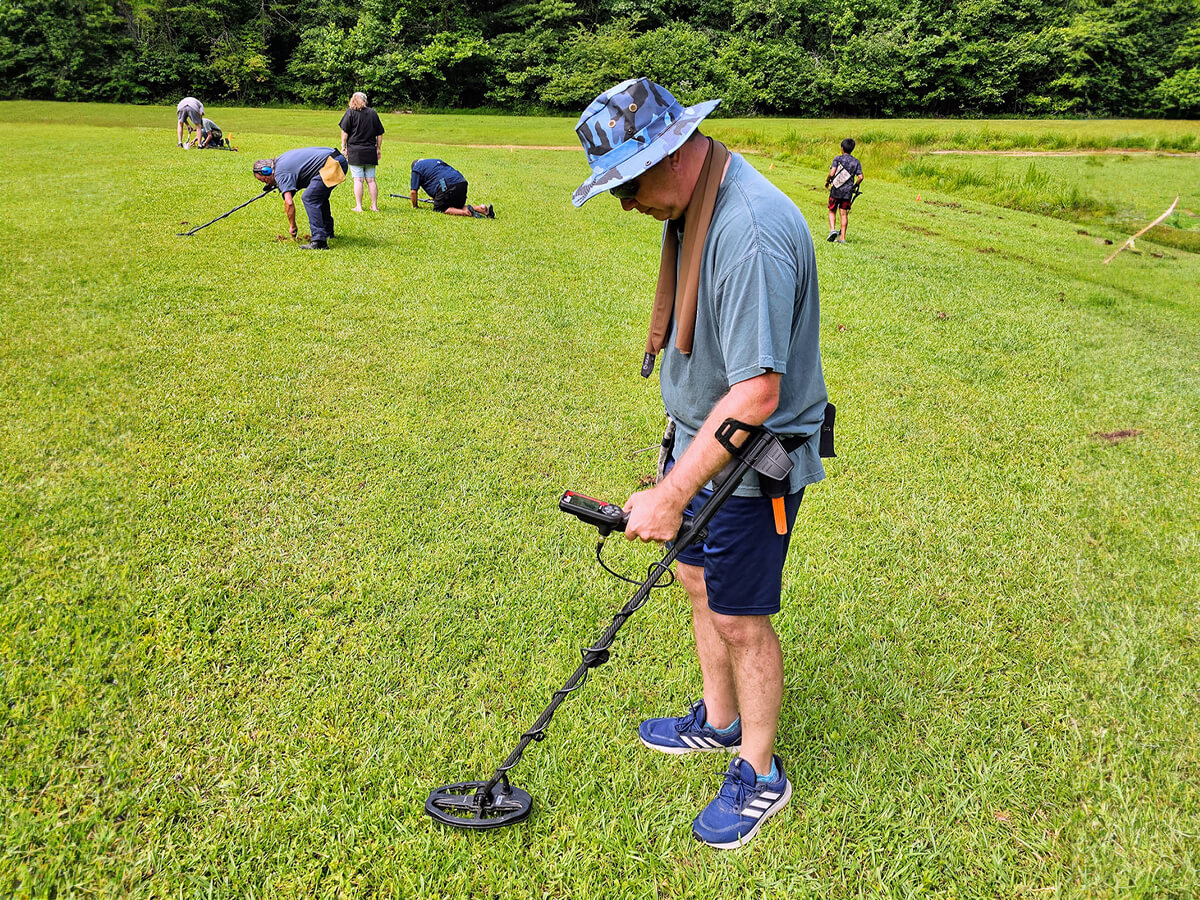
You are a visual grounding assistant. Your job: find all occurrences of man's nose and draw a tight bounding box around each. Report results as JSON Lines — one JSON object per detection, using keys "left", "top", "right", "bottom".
{"left": 620, "top": 198, "right": 638, "bottom": 212}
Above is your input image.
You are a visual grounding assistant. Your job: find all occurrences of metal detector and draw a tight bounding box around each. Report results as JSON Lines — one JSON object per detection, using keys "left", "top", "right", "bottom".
{"left": 426, "top": 419, "right": 796, "bottom": 830}
{"left": 389, "top": 193, "right": 434, "bottom": 205}
{"left": 177, "top": 185, "right": 276, "bottom": 236}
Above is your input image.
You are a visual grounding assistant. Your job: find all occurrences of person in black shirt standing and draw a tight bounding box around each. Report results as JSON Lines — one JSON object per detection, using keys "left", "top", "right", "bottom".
{"left": 338, "top": 92, "right": 386, "bottom": 212}
{"left": 825, "top": 138, "right": 864, "bottom": 243}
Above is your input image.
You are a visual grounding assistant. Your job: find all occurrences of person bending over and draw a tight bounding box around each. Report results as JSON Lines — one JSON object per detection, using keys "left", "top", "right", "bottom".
{"left": 176, "top": 97, "right": 203, "bottom": 147}
{"left": 252, "top": 148, "right": 348, "bottom": 250}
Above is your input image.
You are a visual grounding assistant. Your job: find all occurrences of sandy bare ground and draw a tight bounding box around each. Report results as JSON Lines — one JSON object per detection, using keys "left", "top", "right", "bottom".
{"left": 460, "top": 143, "right": 578, "bottom": 151}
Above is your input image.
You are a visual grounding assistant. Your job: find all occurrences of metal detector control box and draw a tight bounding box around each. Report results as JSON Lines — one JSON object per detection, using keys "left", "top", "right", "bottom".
{"left": 559, "top": 491, "right": 627, "bottom": 535}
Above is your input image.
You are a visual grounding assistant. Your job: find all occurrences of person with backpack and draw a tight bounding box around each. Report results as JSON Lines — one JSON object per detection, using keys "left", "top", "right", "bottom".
{"left": 826, "top": 138, "right": 864, "bottom": 243}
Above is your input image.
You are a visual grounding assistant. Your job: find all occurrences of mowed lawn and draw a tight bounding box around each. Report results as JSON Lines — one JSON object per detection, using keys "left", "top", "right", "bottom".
{"left": 1, "top": 103, "right": 1198, "bottom": 899}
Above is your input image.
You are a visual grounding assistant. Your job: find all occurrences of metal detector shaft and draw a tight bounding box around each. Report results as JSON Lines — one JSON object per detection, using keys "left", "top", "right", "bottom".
{"left": 389, "top": 194, "right": 434, "bottom": 204}
{"left": 472, "top": 426, "right": 782, "bottom": 804}
{"left": 177, "top": 186, "right": 276, "bottom": 236}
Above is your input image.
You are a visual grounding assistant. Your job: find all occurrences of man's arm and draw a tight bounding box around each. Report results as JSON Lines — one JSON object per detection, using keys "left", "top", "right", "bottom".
{"left": 376, "top": 134, "right": 383, "bottom": 159}
{"left": 623, "top": 371, "right": 782, "bottom": 542}
{"left": 340, "top": 129, "right": 349, "bottom": 156}
{"left": 282, "top": 191, "right": 297, "bottom": 236}
{"left": 410, "top": 189, "right": 419, "bottom": 208}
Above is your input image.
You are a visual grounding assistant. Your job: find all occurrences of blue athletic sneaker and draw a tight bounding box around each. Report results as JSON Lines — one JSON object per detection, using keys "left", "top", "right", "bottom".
{"left": 638, "top": 700, "right": 741, "bottom": 755}
{"left": 692, "top": 755, "right": 792, "bottom": 849}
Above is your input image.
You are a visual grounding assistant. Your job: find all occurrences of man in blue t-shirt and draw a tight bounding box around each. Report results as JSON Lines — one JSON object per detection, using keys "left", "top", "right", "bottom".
{"left": 409, "top": 159, "right": 494, "bottom": 218}
{"left": 572, "top": 78, "right": 828, "bottom": 850}
{"left": 825, "top": 138, "right": 864, "bottom": 243}
{"left": 252, "top": 148, "right": 348, "bottom": 250}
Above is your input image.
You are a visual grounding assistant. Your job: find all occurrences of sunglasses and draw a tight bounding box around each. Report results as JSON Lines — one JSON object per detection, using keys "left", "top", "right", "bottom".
{"left": 609, "top": 178, "right": 641, "bottom": 200}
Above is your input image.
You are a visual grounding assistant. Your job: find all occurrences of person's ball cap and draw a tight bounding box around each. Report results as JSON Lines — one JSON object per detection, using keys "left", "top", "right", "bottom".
{"left": 253, "top": 158, "right": 275, "bottom": 176}
{"left": 572, "top": 77, "right": 720, "bottom": 207}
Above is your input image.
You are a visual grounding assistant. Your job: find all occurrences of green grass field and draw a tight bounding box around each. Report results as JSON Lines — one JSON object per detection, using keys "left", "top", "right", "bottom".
{"left": 1, "top": 102, "right": 1198, "bottom": 899}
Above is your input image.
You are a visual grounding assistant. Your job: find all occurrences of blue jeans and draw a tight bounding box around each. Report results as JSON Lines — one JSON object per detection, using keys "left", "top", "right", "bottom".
{"left": 300, "top": 153, "right": 347, "bottom": 242}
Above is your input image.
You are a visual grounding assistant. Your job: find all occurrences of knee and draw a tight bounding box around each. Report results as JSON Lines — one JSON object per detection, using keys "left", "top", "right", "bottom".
{"left": 712, "top": 613, "right": 771, "bottom": 649}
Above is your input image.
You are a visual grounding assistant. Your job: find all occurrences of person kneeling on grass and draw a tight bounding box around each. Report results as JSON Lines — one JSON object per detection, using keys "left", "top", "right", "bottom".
{"left": 197, "top": 118, "right": 225, "bottom": 149}
{"left": 252, "top": 148, "right": 348, "bottom": 250}
{"left": 410, "top": 158, "right": 494, "bottom": 218}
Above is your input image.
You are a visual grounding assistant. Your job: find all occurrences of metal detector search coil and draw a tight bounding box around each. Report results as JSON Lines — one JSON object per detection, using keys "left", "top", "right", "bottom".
{"left": 425, "top": 420, "right": 793, "bottom": 831}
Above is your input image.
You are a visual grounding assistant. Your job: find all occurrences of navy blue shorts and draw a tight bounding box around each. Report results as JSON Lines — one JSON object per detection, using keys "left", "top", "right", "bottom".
{"left": 675, "top": 487, "right": 804, "bottom": 617}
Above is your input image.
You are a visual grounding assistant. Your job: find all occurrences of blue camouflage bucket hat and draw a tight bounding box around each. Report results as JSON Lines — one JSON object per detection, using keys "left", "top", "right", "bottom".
{"left": 572, "top": 78, "right": 720, "bottom": 207}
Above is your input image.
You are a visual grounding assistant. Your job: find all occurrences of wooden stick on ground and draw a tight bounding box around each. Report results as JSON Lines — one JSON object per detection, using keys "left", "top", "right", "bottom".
{"left": 1104, "top": 196, "right": 1179, "bottom": 264}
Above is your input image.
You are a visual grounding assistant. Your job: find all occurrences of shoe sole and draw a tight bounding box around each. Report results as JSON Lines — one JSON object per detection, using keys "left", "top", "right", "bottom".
{"left": 638, "top": 735, "right": 741, "bottom": 755}
{"left": 693, "top": 779, "right": 793, "bottom": 849}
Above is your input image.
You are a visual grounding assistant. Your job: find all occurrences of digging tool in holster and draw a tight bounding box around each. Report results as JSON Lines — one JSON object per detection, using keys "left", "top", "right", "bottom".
{"left": 714, "top": 403, "right": 837, "bottom": 535}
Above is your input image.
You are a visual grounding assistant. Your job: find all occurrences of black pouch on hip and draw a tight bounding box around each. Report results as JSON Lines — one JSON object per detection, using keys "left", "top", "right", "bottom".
{"left": 819, "top": 402, "right": 836, "bottom": 458}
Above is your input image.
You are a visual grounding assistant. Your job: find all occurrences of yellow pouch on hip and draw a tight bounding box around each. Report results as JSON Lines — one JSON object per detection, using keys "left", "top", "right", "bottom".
{"left": 319, "top": 155, "right": 347, "bottom": 188}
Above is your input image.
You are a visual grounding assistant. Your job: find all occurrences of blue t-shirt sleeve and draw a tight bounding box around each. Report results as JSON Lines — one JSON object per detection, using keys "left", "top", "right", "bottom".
{"left": 410, "top": 166, "right": 420, "bottom": 191}
{"left": 275, "top": 170, "right": 299, "bottom": 195}
{"left": 713, "top": 250, "right": 798, "bottom": 385}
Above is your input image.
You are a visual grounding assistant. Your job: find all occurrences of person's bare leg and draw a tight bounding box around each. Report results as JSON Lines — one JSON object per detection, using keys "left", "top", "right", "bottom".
{"left": 828, "top": 207, "right": 836, "bottom": 234}
{"left": 367, "top": 177, "right": 378, "bottom": 211}
{"left": 839, "top": 208, "right": 849, "bottom": 241}
{"left": 351, "top": 178, "right": 364, "bottom": 212}
{"left": 677, "top": 563, "right": 738, "bottom": 730}
{"left": 711, "top": 611, "right": 783, "bottom": 775}
{"left": 177, "top": 120, "right": 185, "bottom": 145}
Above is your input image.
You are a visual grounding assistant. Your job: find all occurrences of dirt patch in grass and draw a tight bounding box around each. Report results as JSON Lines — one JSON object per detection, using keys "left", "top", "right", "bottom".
{"left": 1091, "top": 428, "right": 1144, "bottom": 444}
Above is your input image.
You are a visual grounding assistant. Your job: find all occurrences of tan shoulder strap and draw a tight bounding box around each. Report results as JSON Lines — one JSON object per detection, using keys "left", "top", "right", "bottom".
{"left": 642, "top": 138, "right": 731, "bottom": 377}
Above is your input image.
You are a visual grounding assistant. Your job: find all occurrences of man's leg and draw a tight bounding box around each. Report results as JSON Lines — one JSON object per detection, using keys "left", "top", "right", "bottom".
{"left": 840, "top": 208, "right": 849, "bottom": 241}
{"left": 678, "top": 563, "right": 738, "bottom": 729}
{"left": 323, "top": 191, "right": 335, "bottom": 239}
{"left": 679, "top": 562, "right": 781, "bottom": 775}
{"left": 301, "top": 181, "right": 332, "bottom": 243}
{"left": 352, "top": 178, "right": 364, "bottom": 211}
{"left": 367, "top": 177, "right": 379, "bottom": 211}
{"left": 709, "top": 611, "right": 782, "bottom": 775}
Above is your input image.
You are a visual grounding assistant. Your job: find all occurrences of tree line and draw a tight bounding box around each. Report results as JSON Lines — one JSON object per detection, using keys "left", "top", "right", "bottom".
{"left": 2, "top": 0, "right": 1198, "bottom": 116}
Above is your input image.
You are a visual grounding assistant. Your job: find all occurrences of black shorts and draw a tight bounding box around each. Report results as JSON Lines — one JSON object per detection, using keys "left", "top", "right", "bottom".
{"left": 433, "top": 181, "right": 468, "bottom": 212}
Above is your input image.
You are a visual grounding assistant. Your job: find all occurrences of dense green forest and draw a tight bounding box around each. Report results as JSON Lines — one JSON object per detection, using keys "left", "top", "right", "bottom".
{"left": 1, "top": 0, "right": 1198, "bottom": 115}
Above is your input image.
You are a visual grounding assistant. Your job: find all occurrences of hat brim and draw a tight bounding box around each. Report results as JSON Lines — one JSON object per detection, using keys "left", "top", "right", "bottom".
{"left": 571, "top": 98, "right": 721, "bottom": 207}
